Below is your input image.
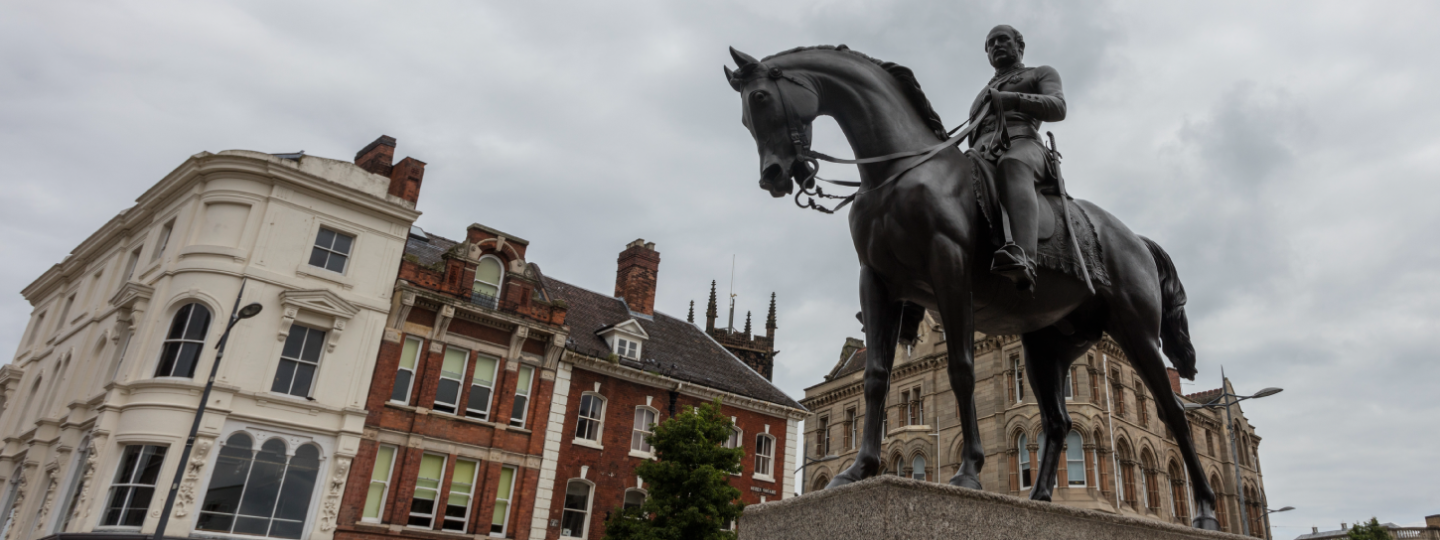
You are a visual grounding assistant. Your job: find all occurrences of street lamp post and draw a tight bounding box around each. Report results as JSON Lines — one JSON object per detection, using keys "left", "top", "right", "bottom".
{"left": 1263, "top": 506, "right": 1294, "bottom": 539}
{"left": 1183, "top": 375, "right": 1282, "bottom": 538}
{"left": 152, "top": 280, "right": 263, "bottom": 540}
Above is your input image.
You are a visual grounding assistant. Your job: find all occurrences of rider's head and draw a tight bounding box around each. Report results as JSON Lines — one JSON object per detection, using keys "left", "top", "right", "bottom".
{"left": 985, "top": 25, "right": 1025, "bottom": 70}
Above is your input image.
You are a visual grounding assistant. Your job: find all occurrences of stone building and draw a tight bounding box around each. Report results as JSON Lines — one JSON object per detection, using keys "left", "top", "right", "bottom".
{"left": 331, "top": 228, "right": 806, "bottom": 540}
{"left": 0, "top": 136, "right": 425, "bottom": 540}
{"left": 693, "top": 282, "right": 778, "bottom": 382}
{"left": 1295, "top": 515, "right": 1440, "bottom": 540}
{"left": 800, "top": 311, "right": 1272, "bottom": 537}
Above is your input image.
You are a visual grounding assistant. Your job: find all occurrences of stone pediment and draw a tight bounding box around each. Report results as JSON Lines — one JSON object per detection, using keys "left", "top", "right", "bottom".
{"left": 108, "top": 281, "right": 155, "bottom": 310}
{"left": 596, "top": 318, "right": 649, "bottom": 340}
{"left": 279, "top": 289, "right": 360, "bottom": 320}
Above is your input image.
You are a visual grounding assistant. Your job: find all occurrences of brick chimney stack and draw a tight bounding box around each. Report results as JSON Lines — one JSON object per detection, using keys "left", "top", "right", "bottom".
{"left": 1167, "top": 367, "right": 1183, "bottom": 394}
{"left": 1426, "top": 515, "right": 1440, "bottom": 529}
{"left": 615, "top": 239, "right": 660, "bottom": 315}
{"left": 354, "top": 135, "right": 425, "bottom": 204}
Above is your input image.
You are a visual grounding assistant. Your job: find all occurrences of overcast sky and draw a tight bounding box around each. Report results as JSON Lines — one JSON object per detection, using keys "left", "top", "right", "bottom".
{"left": 3, "top": 0, "right": 1438, "bottom": 535}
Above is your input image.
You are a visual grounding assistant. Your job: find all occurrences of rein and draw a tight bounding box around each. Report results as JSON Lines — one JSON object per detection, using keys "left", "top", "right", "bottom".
{"left": 763, "top": 66, "right": 991, "bottom": 214}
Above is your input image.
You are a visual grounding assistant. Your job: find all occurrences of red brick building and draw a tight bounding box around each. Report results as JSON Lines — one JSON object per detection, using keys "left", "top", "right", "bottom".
{"left": 333, "top": 225, "right": 803, "bottom": 540}
{"left": 535, "top": 240, "right": 804, "bottom": 540}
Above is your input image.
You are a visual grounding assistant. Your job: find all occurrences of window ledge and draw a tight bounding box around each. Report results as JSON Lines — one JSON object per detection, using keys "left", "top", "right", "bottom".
{"left": 295, "top": 263, "right": 354, "bottom": 290}
{"left": 752, "top": 474, "right": 775, "bottom": 484}
{"left": 628, "top": 450, "right": 655, "bottom": 460}
{"left": 572, "top": 438, "right": 604, "bottom": 450}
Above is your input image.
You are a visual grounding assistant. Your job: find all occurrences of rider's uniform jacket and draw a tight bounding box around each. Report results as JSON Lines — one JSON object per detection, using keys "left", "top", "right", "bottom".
{"left": 966, "top": 63, "right": 1067, "bottom": 159}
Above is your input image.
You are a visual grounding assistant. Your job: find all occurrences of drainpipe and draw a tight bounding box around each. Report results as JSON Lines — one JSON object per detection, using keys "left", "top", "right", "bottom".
{"left": 1103, "top": 354, "right": 1122, "bottom": 510}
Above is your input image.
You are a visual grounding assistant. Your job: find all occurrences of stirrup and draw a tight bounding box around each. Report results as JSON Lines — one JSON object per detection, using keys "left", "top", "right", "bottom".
{"left": 991, "top": 243, "right": 1036, "bottom": 292}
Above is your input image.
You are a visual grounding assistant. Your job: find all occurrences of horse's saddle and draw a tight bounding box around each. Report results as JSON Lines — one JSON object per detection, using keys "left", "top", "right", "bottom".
{"left": 967, "top": 150, "right": 1111, "bottom": 288}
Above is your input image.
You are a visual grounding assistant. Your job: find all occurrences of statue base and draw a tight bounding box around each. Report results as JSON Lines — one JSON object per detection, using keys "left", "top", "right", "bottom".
{"left": 740, "top": 476, "right": 1250, "bottom": 540}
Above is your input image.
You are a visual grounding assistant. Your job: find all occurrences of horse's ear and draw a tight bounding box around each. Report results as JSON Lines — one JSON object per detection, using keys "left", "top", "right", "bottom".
{"left": 724, "top": 66, "right": 743, "bottom": 92}
{"left": 730, "top": 47, "right": 759, "bottom": 69}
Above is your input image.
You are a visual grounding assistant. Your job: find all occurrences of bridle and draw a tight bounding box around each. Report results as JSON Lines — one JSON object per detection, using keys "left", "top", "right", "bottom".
{"left": 752, "top": 65, "right": 993, "bottom": 214}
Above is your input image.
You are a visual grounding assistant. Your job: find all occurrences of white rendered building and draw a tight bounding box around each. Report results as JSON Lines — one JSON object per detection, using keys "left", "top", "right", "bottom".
{"left": 0, "top": 137, "right": 424, "bottom": 540}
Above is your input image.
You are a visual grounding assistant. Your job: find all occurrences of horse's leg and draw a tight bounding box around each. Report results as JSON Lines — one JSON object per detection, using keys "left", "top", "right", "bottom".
{"left": 930, "top": 243, "right": 984, "bottom": 489}
{"left": 1108, "top": 299, "right": 1220, "bottom": 529}
{"left": 828, "top": 265, "right": 902, "bottom": 488}
{"left": 1021, "top": 326, "right": 1096, "bottom": 501}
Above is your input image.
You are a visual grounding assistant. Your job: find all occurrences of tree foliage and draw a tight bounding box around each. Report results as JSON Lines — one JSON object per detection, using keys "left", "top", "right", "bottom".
{"left": 1346, "top": 518, "right": 1392, "bottom": 540}
{"left": 603, "top": 399, "right": 745, "bottom": 540}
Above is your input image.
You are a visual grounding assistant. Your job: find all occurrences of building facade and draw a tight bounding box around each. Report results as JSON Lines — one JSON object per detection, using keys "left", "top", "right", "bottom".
{"left": 801, "top": 311, "right": 1272, "bottom": 537}
{"left": 0, "top": 136, "right": 425, "bottom": 540}
{"left": 331, "top": 229, "right": 806, "bottom": 540}
{"left": 1295, "top": 515, "right": 1440, "bottom": 540}
{"left": 331, "top": 222, "right": 569, "bottom": 540}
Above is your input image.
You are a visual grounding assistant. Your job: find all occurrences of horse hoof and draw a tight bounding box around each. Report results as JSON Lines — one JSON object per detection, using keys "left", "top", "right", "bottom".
{"left": 827, "top": 472, "right": 862, "bottom": 490}
{"left": 948, "top": 474, "right": 982, "bottom": 490}
{"left": 1029, "top": 490, "right": 1053, "bottom": 502}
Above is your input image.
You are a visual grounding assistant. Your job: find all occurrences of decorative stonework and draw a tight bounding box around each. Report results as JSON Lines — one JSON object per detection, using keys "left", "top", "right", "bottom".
{"left": 316, "top": 457, "right": 351, "bottom": 532}
{"left": 33, "top": 458, "right": 62, "bottom": 532}
{"left": 66, "top": 440, "right": 101, "bottom": 532}
{"left": 3, "top": 464, "right": 34, "bottom": 540}
{"left": 172, "top": 438, "right": 214, "bottom": 518}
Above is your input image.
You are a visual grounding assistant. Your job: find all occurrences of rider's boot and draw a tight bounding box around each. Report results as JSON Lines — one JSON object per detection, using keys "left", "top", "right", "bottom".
{"left": 992, "top": 159, "right": 1040, "bottom": 292}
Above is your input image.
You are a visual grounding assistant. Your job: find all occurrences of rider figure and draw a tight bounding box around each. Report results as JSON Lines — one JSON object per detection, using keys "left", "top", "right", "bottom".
{"left": 968, "top": 24, "right": 1066, "bottom": 291}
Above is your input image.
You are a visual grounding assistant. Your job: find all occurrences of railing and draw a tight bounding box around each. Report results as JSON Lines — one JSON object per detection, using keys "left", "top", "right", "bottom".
{"left": 469, "top": 291, "right": 498, "bottom": 310}
{"left": 1393, "top": 529, "right": 1440, "bottom": 539}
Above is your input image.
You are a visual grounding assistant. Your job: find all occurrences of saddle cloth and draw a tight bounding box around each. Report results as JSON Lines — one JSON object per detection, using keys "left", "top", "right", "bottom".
{"left": 966, "top": 150, "right": 1111, "bottom": 288}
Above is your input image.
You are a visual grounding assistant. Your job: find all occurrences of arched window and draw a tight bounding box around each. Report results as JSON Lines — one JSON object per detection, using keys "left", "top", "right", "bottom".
{"left": 1065, "top": 431, "right": 1086, "bottom": 487}
{"left": 754, "top": 434, "right": 775, "bottom": 478}
{"left": 471, "top": 256, "right": 504, "bottom": 309}
{"left": 155, "top": 303, "right": 212, "bottom": 378}
{"left": 891, "top": 454, "right": 904, "bottom": 476}
{"left": 623, "top": 489, "right": 646, "bottom": 510}
{"left": 1117, "top": 439, "right": 1136, "bottom": 505}
{"left": 1169, "top": 460, "right": 1188, "bottom": 521}
{"left": 1018, "top": 433, "right": 1031, "bottom": 489}
{"left": 911, "top": 454, "right": 927, "bottom": 481}
{"left": 811, "top": 474, "right": 829, "bottom": 492}
{"left": 196, "top": 433, "right": 321, "bottom": 539}
{"left": 574, "top": 393, "right": 606, "bottom": 442}
{"left": 1141, "top": 449, "right": 1159, "bottom": 511}
{"left": 1210, "top": 474, "right": 1229, "bottom": 531}
{"left": 631, "top": 407, "right": 658, "bottom": 455}
{"left": 560, "top": 480, "right": 593, "bottom": 538}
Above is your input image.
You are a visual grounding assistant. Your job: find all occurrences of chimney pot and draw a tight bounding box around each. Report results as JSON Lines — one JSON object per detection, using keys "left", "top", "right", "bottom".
{"left": 615, "top": 240, "right": 661, "bottom": 315}
{"left": 1342, "top": 523, "right": 1348, "bottom": 531}
{"left": 1312, "top": 527, "right": 1318, "bottom": 534}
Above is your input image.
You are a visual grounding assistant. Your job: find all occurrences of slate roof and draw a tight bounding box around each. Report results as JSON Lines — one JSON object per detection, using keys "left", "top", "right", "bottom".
{"left": 405, "top": 230, "right": 456, "bottom": 267}
{"left": 399, "top": 230, "right": 803, "bottom": 411}
{"left": 543, "top": 276, "right": 803, "bottom": 410}
{"left": 829, "top": 347, "right": 866, "bottom": 380}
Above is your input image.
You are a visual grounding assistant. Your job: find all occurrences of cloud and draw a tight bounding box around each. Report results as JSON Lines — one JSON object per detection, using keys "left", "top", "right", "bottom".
{"left": 2, "top": 0, "right": 1438, "bottom": 531}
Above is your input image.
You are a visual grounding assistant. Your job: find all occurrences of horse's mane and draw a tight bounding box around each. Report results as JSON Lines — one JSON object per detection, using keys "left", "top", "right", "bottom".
{"left": 764, "top": 45, "right": 947, "bottom": 138}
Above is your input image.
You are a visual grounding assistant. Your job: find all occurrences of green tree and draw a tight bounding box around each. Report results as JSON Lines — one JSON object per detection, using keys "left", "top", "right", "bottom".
{"left": 1346, "top": 518, "right": 1393, "bottom": 540}
{"left": 603, "top": 398, "right": 745, "bottom": 540}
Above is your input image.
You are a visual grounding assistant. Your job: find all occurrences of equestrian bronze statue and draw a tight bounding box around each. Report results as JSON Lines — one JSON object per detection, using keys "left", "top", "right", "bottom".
{"left": 723, "top": 28, "right": 1221, "bottom": 530}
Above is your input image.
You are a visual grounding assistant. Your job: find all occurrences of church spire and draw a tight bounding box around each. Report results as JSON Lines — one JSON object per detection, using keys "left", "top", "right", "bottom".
{"left": 743, "top": 311, "right": 752, "bottom": 337}
{"left": 687, "top": 300, "right": 695, "bottom": 324}
{"left": 765, "top": 292, "right": 777, "bottom": 339}
{"left": 705, "top": 280, "right": 718, "bottom": 332}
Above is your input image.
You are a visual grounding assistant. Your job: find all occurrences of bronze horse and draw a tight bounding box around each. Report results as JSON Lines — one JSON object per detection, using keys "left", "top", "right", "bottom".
{"left": 725, "top": 46, "right": 1219, "bottom": 529}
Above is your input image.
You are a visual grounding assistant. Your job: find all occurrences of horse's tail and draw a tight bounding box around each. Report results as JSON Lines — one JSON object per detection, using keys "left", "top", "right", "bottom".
{"left": 1140, "top": 235, "right": 1197, "bottom": 379}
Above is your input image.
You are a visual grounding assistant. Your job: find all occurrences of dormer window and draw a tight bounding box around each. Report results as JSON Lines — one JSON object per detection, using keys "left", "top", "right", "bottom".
{"left": 596, "top": 318, "right": 649, "bottom": 362}
{"left": 472, "top": 255, "right": 504, "bottom": 309}
{"left": 615, "top": 338, "right": 639, "bottom": 359}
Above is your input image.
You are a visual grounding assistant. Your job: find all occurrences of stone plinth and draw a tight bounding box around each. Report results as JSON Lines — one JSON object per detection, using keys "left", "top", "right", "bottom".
{"left": 740, "top": 476, "right": 1250, "bottom": 540}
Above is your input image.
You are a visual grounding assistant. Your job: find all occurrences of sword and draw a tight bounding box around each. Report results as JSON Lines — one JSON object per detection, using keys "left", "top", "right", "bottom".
{"left": 1049, "top": 131, "right": 1094, "bottom": 294}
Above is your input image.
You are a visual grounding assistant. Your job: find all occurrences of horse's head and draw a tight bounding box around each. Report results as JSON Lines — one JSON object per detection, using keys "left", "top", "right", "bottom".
{"left": 725, "top": 47, "right": 820, "bottom": 198}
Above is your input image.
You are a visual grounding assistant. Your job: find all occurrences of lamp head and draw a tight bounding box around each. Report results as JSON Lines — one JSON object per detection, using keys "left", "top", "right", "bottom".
{"left": 1252, "top": 387, "right": 1284, "bottom": 398}
{"left": 1183, "top": 402, "right": 1207, "bottom": 411}
{"left": 237, "top": 303, "right": 264, "bottom": 319}
{"left": 1274, "top": 506, "right": 1295, "bottom": 513}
